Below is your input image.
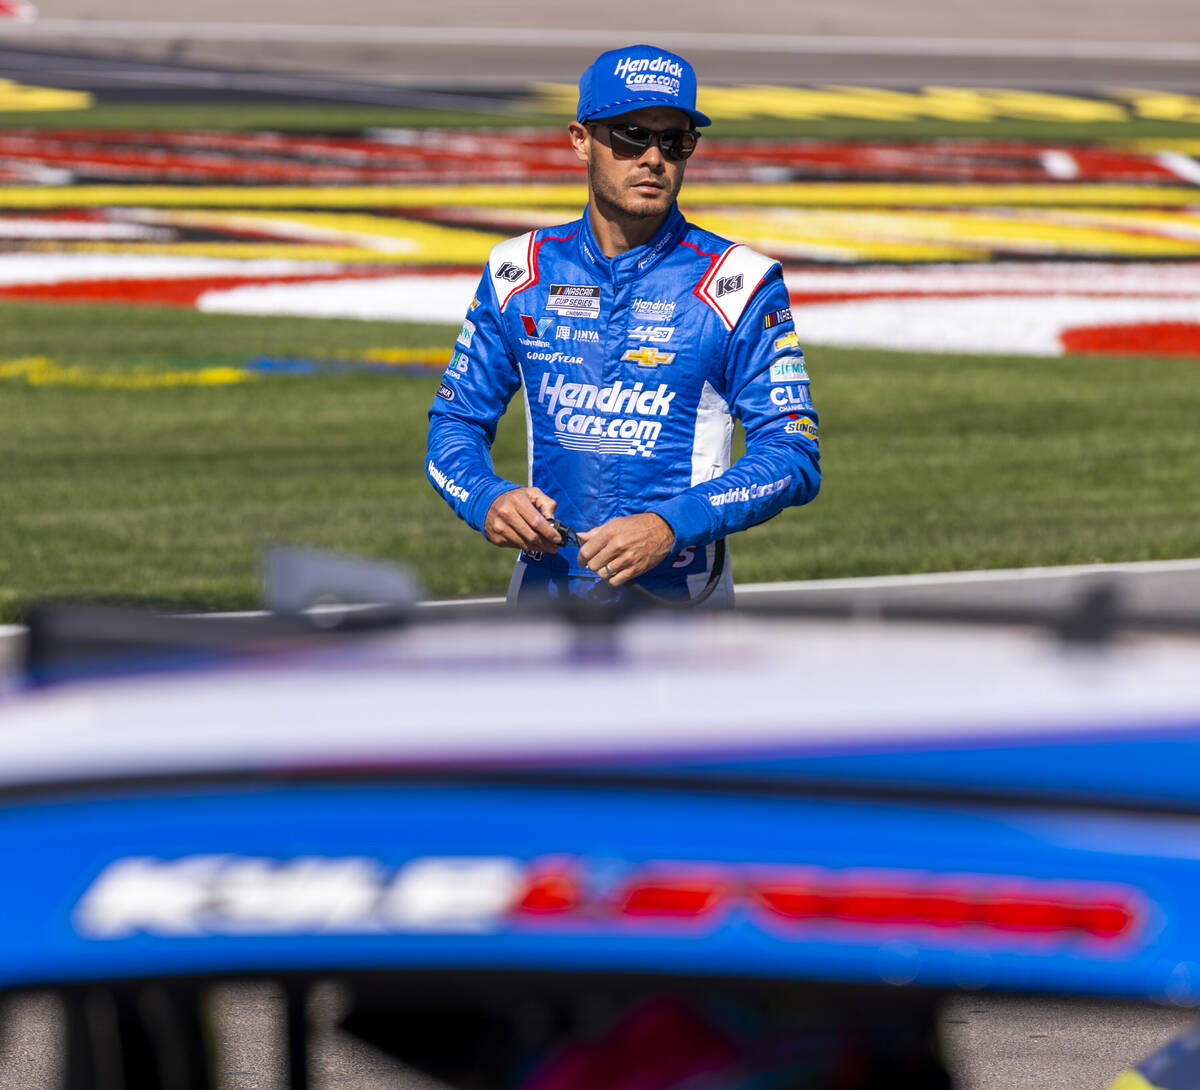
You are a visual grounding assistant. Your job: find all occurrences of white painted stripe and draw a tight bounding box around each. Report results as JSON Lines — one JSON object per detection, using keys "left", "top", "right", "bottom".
{"left": 782, "top": 264, "right": 1200, "bottom": 297}
{"left": 1039, "top": 150, "right": 1079, "bottom": 180}
{"left": 1156, "top": 152, "right": 1200, "bottom": 187}
{"left": 6, "top": 21, "right": 1200, "bottom": 62}
{"left": 738, "top": 557, "right": 1200, "bottom": 594}
{"left": 0, "top": 254, "right": 342, "bottom": 286}
{"left": 198, "top": 274, "right": 478, "bottom": 324}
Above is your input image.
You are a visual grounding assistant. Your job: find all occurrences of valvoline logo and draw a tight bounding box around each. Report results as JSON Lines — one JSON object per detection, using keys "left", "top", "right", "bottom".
{"left": 522, "top": 314, "right": 554, "bottom": 338}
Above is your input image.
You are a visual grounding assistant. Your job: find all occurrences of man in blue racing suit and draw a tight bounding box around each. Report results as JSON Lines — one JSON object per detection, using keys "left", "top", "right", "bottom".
{"left": 427, "top": 44, "right": 820, "bottom": 606}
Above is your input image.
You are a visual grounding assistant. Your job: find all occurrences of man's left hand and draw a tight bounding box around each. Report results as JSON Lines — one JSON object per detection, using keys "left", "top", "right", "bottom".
{"left": 577, "top": 513, "right": 675, "bottom": 586}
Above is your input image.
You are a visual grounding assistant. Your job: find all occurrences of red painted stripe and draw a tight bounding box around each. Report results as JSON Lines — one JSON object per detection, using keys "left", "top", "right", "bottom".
{"left": 0, "top": 130, "right": 1180, "bottom": 185}
{"left": 1061, "top": 320, "right": 1200, "bottom": 357}
{"left": 0, "top": 270, "right": 402, "bottom": 307}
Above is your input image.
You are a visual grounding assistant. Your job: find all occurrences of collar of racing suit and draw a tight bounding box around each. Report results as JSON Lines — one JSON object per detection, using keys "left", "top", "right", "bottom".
{"left": 577, "top": 202, "right": 688, "bottom": 284}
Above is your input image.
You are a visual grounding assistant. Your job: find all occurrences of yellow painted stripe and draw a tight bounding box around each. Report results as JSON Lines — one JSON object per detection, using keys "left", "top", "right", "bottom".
{"left": 4, "top": 183, "right": 1200, "bottom": 210}
{"left": 0, "top": 357, "right": 252, "bottom": 389}
{"left": 0, "top": 79, "right": 92, "bottom": 112}
{"left": 1105, "top": 1068, "right": 1165, "bottom": 1090}
{"left": 1125, "top": 138, "right": 1200, "bottom": 154}
{"left": 534, "top": 83, "right": 1134, "bottom": 123}
{"left": 1110, "top": 88, "right": 1200, "bottom": 124}
{"left": 358, "top": 348, "right": 447, "bottom": 364}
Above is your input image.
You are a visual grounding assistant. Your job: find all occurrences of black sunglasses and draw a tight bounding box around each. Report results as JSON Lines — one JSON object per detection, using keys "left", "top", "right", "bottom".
{"left": 590, "top": 122, "right": 700, "bottom": 162}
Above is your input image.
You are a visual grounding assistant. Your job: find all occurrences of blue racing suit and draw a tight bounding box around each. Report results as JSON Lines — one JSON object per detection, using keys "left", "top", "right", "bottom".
{"left": 426, "top": 203, "right": 820, "bottom": 604}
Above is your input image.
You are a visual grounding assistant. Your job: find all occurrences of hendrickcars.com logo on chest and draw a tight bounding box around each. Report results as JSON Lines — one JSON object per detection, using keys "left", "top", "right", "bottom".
{"left": 537, "top": 372, "right": 674, "bottom": 456}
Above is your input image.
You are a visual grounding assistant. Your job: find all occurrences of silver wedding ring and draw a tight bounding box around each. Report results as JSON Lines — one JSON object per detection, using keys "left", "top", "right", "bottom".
{"left": 603, "top": 563, "right": 616, "bottom": 578}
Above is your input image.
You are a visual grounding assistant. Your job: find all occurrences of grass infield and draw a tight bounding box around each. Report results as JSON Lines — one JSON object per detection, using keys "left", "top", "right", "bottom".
{"left": 2, "top": 301, "right": 1198, "bottom": 620}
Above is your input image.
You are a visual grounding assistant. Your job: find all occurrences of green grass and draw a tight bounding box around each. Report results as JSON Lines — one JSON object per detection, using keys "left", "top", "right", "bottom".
{"left": 2, "top": 301, "right": 1198, "bottom": 620}
{"left": 3, "top": 102, "right": 1200, "bottom": 141}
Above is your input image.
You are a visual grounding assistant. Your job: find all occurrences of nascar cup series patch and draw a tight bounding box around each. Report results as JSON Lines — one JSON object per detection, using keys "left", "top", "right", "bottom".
{"left": 547, "top": 285, "right": 601, "bottom": 318}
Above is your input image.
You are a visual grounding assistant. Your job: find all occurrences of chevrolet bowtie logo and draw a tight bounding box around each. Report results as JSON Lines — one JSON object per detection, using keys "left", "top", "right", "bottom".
{"left": 621, "top": 347, "right": 677, "bottom": 368}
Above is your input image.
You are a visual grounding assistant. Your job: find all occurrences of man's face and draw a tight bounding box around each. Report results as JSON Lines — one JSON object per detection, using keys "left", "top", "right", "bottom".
{"left": 569, "top": 106, "right": 692, "bottom": 222}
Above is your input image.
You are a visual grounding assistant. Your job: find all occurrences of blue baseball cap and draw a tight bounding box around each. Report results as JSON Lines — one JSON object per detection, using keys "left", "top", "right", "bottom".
{"left": 577, "top": 44, "right": 712, "bottom": 129}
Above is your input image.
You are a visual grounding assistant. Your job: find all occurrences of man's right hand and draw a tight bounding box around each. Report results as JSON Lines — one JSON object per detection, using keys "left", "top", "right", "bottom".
{"left": 484, "top": 487, "right": 563, "bottom": 552}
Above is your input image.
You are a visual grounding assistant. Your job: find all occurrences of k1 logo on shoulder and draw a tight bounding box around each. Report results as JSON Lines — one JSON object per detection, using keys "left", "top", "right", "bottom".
{"left": 495, "top": 262, "right": 525, "bottom": 282}
{"left": 715, "top": 274, "right": 744, "bottom": 297}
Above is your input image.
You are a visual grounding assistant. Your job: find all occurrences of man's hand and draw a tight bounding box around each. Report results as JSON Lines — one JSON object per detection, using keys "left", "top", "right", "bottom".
{"left": 484, "top": 487, "right": 563, "bottom": 552}
{"left": 577, "top": 513, "right": 675, "bottom": 586}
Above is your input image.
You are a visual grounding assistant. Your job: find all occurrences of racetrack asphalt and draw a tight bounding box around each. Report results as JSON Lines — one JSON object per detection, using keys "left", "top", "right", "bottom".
{"left": 7, "top": 0, "right": 1200, "bottom": 93}
{"left": 1, "top": 984, "right": 1197, "bottom": 1090}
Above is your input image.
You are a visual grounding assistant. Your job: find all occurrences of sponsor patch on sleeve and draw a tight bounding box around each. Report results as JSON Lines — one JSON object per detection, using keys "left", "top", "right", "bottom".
{"left": 784, "top": 417, "right": 819, "bottom": 442}
{"left": 769, "top": 356, "right": 808, "bottom": 383}
{"left": 764, "top": 308, "right": 793, "bottom": 329}
{"left": 457, "top": 319, "right": 476, "bottom": 347}
{"left": 436, "top": 382, "right": 455, "bottom": 401}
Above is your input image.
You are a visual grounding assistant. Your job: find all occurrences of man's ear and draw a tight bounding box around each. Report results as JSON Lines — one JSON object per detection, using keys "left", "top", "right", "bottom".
{"left": 567, "top": 121, "right": 590, "bottom": 164}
